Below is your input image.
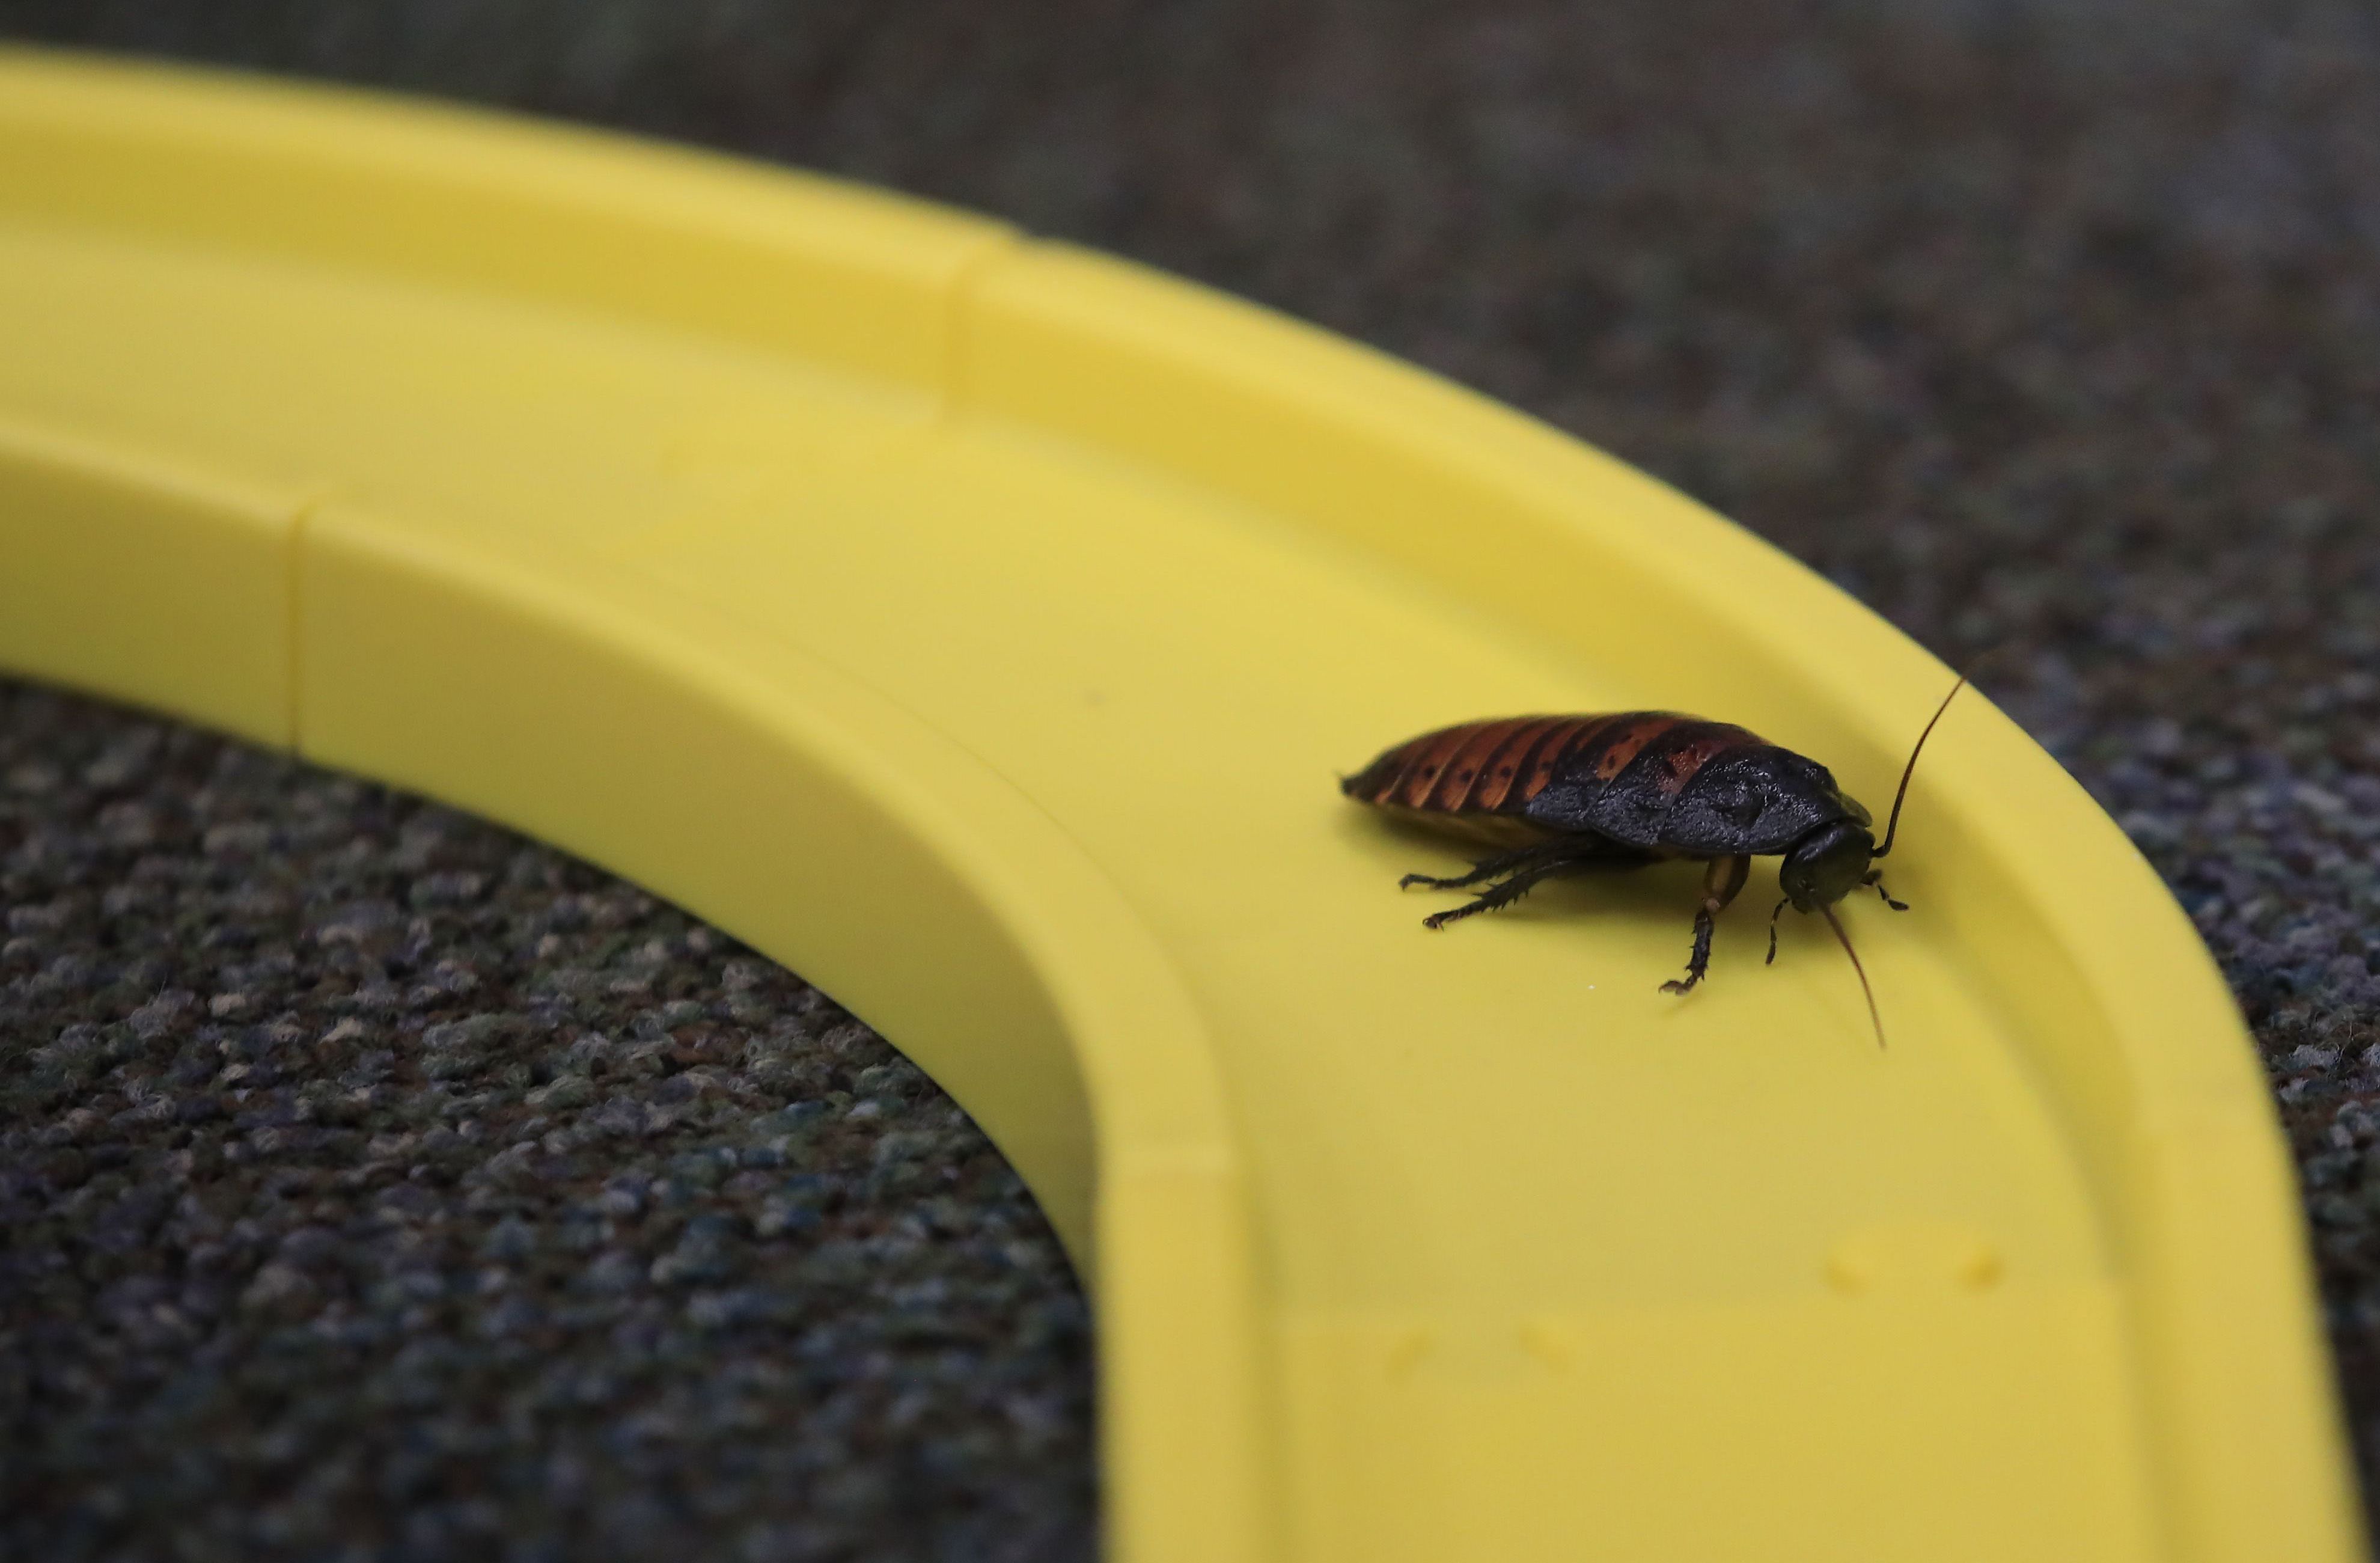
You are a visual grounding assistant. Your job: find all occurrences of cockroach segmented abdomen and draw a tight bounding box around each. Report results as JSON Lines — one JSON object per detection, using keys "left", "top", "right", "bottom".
{"left": 1343, "top": 714, "right": 1637, "bottom": 817}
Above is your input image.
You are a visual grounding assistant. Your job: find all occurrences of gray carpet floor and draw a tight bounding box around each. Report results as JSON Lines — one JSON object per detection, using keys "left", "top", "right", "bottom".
{"left": 0, "top": 685, "right": 1096, "bottom": 1563}
{"left": 2, "top": 1, "right": 2378, "bottom": 1558}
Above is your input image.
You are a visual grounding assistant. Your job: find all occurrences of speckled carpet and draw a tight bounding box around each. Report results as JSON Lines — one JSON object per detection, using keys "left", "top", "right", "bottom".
{"left": 2, "top": 1, "right": 2378, "bottom": 1558}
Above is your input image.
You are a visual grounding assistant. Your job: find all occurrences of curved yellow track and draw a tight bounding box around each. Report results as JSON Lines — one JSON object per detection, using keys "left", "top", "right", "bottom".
{"left": 0, "top": 49, "right": 2360, "bottom": 1563}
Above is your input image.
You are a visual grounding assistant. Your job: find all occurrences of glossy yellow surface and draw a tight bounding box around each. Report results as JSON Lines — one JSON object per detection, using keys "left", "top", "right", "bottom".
{"left": 0, "top": 49, "right": 2360, "bottom": 1562}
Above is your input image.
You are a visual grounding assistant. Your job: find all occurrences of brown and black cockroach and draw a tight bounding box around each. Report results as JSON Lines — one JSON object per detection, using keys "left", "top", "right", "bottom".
{"left": 1339, "top": 679, "right": 1970, "bottom": 1047}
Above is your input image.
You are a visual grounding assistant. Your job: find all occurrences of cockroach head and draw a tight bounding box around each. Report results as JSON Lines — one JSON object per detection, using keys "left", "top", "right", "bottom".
{"left": 1780, "top": 669, "right": 1973, "bottom": 914}
{"left": 1778, "top": 818, "right": 1875, "bottom": 911}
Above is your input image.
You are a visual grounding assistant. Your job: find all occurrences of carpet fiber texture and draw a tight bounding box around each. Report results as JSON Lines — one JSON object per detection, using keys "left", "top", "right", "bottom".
{"left": 3, "top": 1, "right": 2379, "bottom": 1557}
{"left": 0, "top": 685, "right": 1096, "bottom": 1563}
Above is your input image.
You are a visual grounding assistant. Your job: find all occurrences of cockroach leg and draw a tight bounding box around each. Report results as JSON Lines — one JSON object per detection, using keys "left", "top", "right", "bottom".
{"left": 1862, "top": 869, "right": 1909, "bottom": 911}
{"left": 1400, "top": 837, "right": 1578, "bottom": 892}
{"left": 1418, "top": 842, "right": 1654, "bottom": 929}
{"left": 1661, "top": 854, "right": 1750, "bottom": 995}
{"left": 1421, "top": 863, "right": 1564, "bottom": 928}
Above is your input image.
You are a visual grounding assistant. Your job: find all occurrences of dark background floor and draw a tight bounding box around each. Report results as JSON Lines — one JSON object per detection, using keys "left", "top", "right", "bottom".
{"left": 2, "top": 1, "right": 2378, "bottom": 1558}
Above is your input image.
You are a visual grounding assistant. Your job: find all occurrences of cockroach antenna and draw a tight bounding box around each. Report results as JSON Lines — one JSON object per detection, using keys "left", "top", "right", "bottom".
{"left": 1822, "top": 904, "right": 1884, "bottom": 1050}
{"left": 1872, "top": 673, "right": 1971, "bottom": 861}
{"left": 1766, "top": 667, "right": 1976, "bottom": 1049}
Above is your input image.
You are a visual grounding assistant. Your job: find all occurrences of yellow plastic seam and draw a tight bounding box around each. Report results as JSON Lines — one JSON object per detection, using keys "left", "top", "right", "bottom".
{"left": 0, "top": 46, "right": 1018, "bottom": 397}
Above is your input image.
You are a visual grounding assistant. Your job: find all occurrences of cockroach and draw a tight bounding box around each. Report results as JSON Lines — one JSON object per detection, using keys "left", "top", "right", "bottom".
{"left": 1340, "top": 679, "right": 1969, "bottom": 1047}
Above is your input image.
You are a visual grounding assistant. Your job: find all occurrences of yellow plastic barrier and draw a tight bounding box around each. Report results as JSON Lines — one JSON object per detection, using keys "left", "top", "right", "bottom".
{"left": 0, "top": 48, "right": 2360, "bottom": 1562}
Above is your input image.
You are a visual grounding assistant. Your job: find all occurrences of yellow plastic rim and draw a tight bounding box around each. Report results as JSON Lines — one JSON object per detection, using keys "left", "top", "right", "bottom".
{"left": 0, "top": 48, "right": 2359, "bottom": 1563}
